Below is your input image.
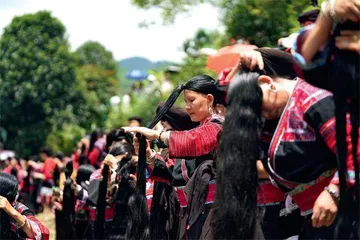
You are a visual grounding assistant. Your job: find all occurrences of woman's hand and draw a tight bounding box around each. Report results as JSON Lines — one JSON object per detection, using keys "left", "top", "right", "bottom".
{"left": 335, "top": 30, "right": 360, "bottom": 53}
{"left": 334, "top": 0, "right": 360, "bottom": 22}
{"left": 239, "top": 50, "right": 264, "bottom": 71}
{"left": 123, "top": 127, "right": 160, "bottom": 141}
{"left": 132, "top": 136, "right": 152, "bottom": 157}
{"left": 312, "top": 184, "right": 339, "bottom": 228}
{"left": 103, "top": 154, "right": 118, "bottom": 170}
{"left": 0, "top": 196, "right": 15, "bottom": 215}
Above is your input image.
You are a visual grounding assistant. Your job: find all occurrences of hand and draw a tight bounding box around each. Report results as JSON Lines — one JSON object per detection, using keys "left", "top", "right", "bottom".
{"left": 334, "top": 0, "right": 360, "bottom": 22}
{"left": 133, "top": 135, "right": 152, "bottom": 157}
{"left": 335, "top": 30, "right": 360, "bottom": 53}
{"left": 239, "top": 50, "right": 264, "bottom": 71}
{"left": 123, "top": 127, "right": 160, "bottom": 141}
{"left": 0, "top": 196, "right": 15, "bottom": 215}
{"left": 27, "top": 160, "right": 36, "bottom": 167}
{"left": 312, "top": 184, "right": 339, "bottom": 228}
{"left": 33, "top": 172, "right": 45, "bottom": 180}
{"left": 103, "top": 154, "right": 118, "bottom": 170}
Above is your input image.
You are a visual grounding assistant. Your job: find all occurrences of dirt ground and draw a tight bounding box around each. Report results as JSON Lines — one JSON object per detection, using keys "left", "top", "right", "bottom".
{"left": 36, "top": 208, "right": 56, "bottom": 240}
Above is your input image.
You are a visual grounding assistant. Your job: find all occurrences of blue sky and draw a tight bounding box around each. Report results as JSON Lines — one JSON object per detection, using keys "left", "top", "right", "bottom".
{"left": 0, "top": 0, "right": 223, "bottom": 62}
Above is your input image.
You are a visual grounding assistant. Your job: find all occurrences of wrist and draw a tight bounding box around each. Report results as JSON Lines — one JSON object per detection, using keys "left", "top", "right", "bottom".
{"left": 325, "top": 184, "right": 340, "bottom": 201}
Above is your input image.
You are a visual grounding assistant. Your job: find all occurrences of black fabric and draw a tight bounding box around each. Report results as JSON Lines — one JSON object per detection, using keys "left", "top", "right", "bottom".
{"left": 297, "top": 9, "right": 319, "bottom": 24}
{"left": 87, "top": 179, "right": 101, "bottom": 206}
{"left": 274, "top": 96, "right": 337, "bottom": 184}
{"left": 149, "top": 182, "right": 179, "bottom": 240}
{"left": 260, "top": 205, "right": 304, "bottom": 239}
{"left": 178, "top": 160, "right": 216, "bottom": 240}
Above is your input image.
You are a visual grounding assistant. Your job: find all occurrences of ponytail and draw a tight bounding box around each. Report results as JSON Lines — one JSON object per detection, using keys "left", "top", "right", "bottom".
{"left": 95, "top": 164, "right": 109, "bottom": 239}
{"left": 212, "top": 71, "right": 263, "bottom": 239}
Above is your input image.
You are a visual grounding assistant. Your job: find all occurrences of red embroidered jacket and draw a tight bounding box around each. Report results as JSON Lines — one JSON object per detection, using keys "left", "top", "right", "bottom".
{"left": 168, "top": 115, "right": 223, "bottom": 158}
{"left": 267, "top": 79, "right": 359, "bottom": 214}
{"left": 10, "top": 202, "right": 50, "bottom": 240}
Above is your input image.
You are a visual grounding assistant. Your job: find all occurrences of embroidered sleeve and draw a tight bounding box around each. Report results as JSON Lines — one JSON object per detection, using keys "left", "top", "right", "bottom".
{"left": 305, "top": 96, "right": 359, "bottom": 187}
{"left": 26, "top": 215, "right": 50, "bottom": 240}
{"left": 168, "top": 121, "right": 222, "bottom": 158}
{"left": 292, "top": 24, "right": 330, "bottom": 73}
{"left": 15, "top": 203, "right": 50, "bottom": 240}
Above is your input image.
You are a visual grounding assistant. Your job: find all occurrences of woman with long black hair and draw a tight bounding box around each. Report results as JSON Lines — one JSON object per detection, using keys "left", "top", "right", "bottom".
{"left": 144, "top": 103, "right": 199, "bottom": 240}
{"left": 216, "top": 48, "right": 305, "bottom": 239}
{"left": 212, "top": 64, "right": 358, "bottom": 239}
{"left": 0, "top": 172, "right": 49, "bottom": 240}
{"left": 83, "top": 142, "right": 136, "bottom": 239}
{"left": 125, "top": 74, "right": 224, "bottom": 239}
{"left": 293, "top": 0, "right": 359, "bottom": 237}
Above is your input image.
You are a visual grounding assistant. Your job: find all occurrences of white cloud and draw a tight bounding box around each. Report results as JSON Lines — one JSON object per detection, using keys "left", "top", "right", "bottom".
{"left": 0, "top": 0, "right": 223, "bottom": 62}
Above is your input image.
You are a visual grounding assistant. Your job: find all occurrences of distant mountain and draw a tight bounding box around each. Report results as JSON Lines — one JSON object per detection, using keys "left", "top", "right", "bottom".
{"left": 117, "top": 57, "right": 174, "bottom": 72}
{"left": 117, "top": 57, "right": 175, "bottom": 93}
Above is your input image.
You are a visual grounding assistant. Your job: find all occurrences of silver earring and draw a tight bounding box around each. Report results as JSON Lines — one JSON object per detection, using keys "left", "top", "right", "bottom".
{"left": 209, "top": 107, "right": 214, "bottom": 114}
{"left": 270, "top": 85, "right": 278, "bottom": 93}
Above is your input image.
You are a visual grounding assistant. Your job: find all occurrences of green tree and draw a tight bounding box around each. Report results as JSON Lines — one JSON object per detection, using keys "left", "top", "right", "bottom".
{"left": 131, "top": 0, "right": 221, "bottom": 23}
{"left": 75, "top": 41, "right": 117, "bottom": 70}
{"left": 132, "top": 0, "right": 313, "bottom": 47}
{"left": 222, "top": 0, "right": 310, "bottom": 47}
{"left": 0, "top": 11, "right": 78, "bottom": 157}
{"left": 74, "top": 41, "right": 120, "bottom": 128}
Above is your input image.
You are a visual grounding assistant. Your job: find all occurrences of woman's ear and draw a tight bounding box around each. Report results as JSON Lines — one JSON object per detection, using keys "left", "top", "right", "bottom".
{"left": 258, "top": 75, "right": 273, "bottom": 85}
{"left": 207, "top": 94, "right": 215, "bottom": 106}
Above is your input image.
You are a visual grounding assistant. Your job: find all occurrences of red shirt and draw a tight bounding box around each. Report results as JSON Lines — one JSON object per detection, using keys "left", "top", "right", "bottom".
{"left": 42, "top": 157, "right": 57, "bottom": 181}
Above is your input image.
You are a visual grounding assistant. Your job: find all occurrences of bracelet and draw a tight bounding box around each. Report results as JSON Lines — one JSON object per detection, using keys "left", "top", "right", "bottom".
{"left": 321, "top": 1, "right": 332, "bottom": 19}
{"left": 146, "top": 149, "right": 156, "bottom": 165}
{"left": 324, "top": 186, "right": 340, "bottom": 201}
{"left": 329, "top": 0, "right": 339, "bottom": 22}
{"left": 18, "top": 218, "right": 27, "bottom": 229}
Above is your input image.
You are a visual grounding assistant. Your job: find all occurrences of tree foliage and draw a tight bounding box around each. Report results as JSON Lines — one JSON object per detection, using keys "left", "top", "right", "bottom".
{"left": 74, "top": 41, "right": 120, "bottom": 129}
{"left": 132, "top": 0, "right": 314, "bottom": 47}
{"left": 75, "top": 41, "right": 117, "bottom": 70}
{"left": 131, "top": 0, "right": 220, "bottom": 23}
{"left": 0, "top": 11, "right": 77, "bottom": 157}
{"left": 222, "top": 0, "right": 311, "bottom": 47}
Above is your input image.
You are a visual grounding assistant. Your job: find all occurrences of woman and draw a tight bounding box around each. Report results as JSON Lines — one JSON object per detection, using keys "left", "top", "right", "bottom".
{"left": 125, "top": 74, "right": 224, "bottom": 239}
{"left": 74, "top": 164, "right": 95, "bottom": 239}
{"left": 83, "top": 142, "right": 136, "bottom": 239}
{"left": 145, "top": 103, "right": 198, "bottom": 240}
{"left": 213, "top": 66, "right": 358, "bottom": 239}
{"left": 88, "top": 129, "right": 106, "bottom": 168}
{"left": 293, "top": 1, "right": 359, "bottom": 237}
{"left": 217, "top": 48, "right": 303, "bottom": 239}
{"left": 0, "top": 172, "right": 49, "bottom": 240}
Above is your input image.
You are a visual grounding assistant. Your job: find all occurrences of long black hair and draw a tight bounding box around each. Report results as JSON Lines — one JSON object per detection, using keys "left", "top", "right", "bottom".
{"left": 95, "top": 142, "right": 135, "bottom": 239}
{"left": 108, "top": 143, "right": 138, "bottom": 240}
{"left": 106, "top": 129, "right": 134, "bottom": 153}
{"left": 89, "top": 129, "right": 102, "bottom": 153}
{"left": 76, "top": 164, "right": 95, "bottom": 186}
{"left": 127, "top": 75, "right": 220, "bottom": 239}
{"left": 212, "top": 70, "right": 262, "bottom": 239}
{"left": 298, "top": 19, "right": 359, "bottom": 237}
{"left": 0, "top": 172, "right": 18, "bottom": 239}
{"left": 62, "top": 178, "right": 76, "bottom": 239}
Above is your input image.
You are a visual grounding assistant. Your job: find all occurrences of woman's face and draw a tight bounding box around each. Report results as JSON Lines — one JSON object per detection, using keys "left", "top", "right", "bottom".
{"left": 160, "top": 121, "right": 173, "bottom": 131}
{"left": 183, "top": 90, "right": 214, "bottom": 122}
{"left": 258, "top": 75, "right": 290, "bottom": 120}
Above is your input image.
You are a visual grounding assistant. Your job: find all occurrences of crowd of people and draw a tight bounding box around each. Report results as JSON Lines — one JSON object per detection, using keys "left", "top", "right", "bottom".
{"left": 0, "top": 0, "right": 359, "bottom": 239}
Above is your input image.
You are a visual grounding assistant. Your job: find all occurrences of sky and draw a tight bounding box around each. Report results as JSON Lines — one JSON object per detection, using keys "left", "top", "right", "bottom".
{"left": 0, "top": 0, "right": 223, "bottom": 62}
